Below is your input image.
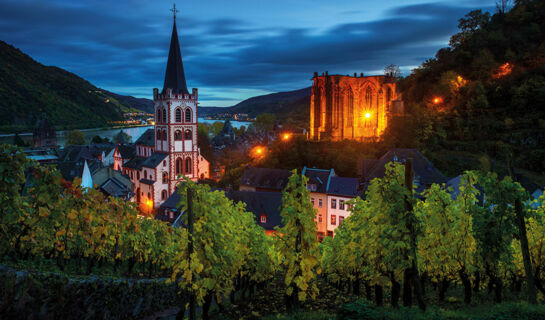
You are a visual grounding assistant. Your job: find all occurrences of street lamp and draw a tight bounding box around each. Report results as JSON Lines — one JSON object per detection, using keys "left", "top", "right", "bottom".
{"left": 282, "top": 133, "right": 291, "bottom": 141}
{"left": 364, "top": 112, "right": 371, "bottom": 119}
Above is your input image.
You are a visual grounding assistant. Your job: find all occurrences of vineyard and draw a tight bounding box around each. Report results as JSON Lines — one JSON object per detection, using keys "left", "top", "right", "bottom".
{"left": 1, "top": 143, "right": 545, "bottom": 319}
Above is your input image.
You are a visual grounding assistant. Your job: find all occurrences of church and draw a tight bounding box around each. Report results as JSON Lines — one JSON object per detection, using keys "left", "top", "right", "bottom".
{"left": 116, "top": 10, "right": 209, "bottom": 214}
{"left": 309, "top": 72, "right": 404, "bottom": 141}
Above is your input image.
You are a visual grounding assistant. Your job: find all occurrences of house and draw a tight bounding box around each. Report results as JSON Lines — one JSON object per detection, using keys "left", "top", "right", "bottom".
{"left": 360, "top": 148, "right": 447, "bottom": 194}
{"left": 326, "top": 176, "right": 359, "bottom": 236}
{"left": 159, "top": 188, "right": 283, "bottom": 234}
{"left": 302, "top": 167, "right": 335, "bottom": 239}
{"left": 239, "top": 167, "right": 292, "bottom": 192}
{"left": 113, "top": 144, "right": 136, "bottom": 171}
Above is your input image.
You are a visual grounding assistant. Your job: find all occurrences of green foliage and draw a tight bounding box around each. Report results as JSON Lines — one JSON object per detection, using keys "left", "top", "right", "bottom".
{"left": 0, "top": 41, "right": 136, "bottom": 133}
{"left": 171, "top": 179, "right": 276, "bottom": 305}
{"left": 65, "top": 129, "right": 86, "bottom": 145}
{"left": 255, "top": 113, "right": 276, "bottom": 132}
{"left": 0, "top": 265, "right": 178, "bottom": 320}
{"left": 276, "top": 170, "right": 320, "bottom": 302}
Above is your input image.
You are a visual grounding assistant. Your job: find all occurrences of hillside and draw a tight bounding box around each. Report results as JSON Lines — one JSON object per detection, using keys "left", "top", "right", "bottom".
{"left": 387, "top": 0, "right": 545, "bottom": 179}
{"left": 0, "top": 41, "right": 146, "bottom": 133}
{"left": 200, "top": 87, "right": 310, "bottom": 125}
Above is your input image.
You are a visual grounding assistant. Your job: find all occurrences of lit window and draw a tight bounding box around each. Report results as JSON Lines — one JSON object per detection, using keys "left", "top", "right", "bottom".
{"left": 331, "top": 199, "right": 336, "bottom": 209}
{"left": 340, "top": 200, "right": 345, "bottom": 210}
{"left": 169, "top": 211, "right": 174, "bottom": 219}
{"left": 318, "top": 199, "right": 322, "bottom": 208}
{"left": 260, "top": 214, "right": 267, "bottom": 223}
{"left": 331, "top": 215, "right": 336, "bottom": 225}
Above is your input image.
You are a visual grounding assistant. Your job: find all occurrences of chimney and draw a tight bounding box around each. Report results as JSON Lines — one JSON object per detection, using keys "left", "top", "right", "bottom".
{"left": 325, "top": 71, "right": 328, "bottom": 76}
{"left": 354, "top": 73, "right": 357, "bottom": 77}
{"left": 360, "top": 72, "right": 364, "bottom": 77}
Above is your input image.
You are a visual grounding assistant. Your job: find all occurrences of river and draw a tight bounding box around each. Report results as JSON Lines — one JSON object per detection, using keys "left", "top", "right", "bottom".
{"left": 0, "top": 118, "right": 251, "bottom": 147}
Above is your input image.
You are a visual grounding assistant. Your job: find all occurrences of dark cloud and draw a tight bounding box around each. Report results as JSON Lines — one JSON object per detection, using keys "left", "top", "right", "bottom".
{"left": 0, "top": 0, "right": 493, "bottom": 106}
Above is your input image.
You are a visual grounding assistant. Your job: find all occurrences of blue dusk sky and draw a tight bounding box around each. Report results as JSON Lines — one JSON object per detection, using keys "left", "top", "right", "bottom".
{"left": 0, "top": 0, "right": 495, "bottom": 107}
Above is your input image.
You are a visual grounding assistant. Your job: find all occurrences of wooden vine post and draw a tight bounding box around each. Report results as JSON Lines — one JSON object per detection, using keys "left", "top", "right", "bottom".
{"left": 404, "top": 159, "right": 426, "bottom": 311}
{"left": 187, "top": 186, "right": 196, "bottom": 320}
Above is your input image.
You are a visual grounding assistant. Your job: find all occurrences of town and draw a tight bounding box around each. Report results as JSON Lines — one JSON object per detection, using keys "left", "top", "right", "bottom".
{"left": 1, "top": 0, "right": 545, "bottom": 319}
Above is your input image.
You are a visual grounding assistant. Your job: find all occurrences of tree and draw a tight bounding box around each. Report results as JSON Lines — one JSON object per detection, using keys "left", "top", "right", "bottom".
{"left": 91, "top": 135, "right": 110, "bottom": 144}
{"left": 65, "top": 130, "right": 86, "bottom": 145}
{"left": 113, "top": 130, "right": 131, "bottom": 144}
{"left": 276, "top": 170, "right": 320, "bottom": 309}
{"left": 255, "top": 113, "right": 276, "bottom": 132}
{"left": 384, "top": 64, "right": 402, "bottom": 79}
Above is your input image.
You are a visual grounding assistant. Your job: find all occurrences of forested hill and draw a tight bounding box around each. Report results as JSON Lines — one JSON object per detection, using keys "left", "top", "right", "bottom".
{"left": 200, "top": 87, "right": 310, "bottom": 124}
{"left": 0, "top": 41, "right": 147, "bottom": 133}
{"left": 388, "top": 0, "right": 545, "bottom": 178}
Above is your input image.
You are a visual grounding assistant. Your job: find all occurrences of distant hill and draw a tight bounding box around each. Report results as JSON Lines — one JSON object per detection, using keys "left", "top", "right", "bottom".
{"left": 104, "top": 90, "right": 154, "bottom": 114}
{"left": 200, "top": 87, "right": 311, "bottom": 125}
{"left": 0, "top": 40, "right": 148, "bottom": 133}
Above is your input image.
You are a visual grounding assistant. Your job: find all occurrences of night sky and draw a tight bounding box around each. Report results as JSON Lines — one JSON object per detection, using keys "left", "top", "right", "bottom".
{"left": 0, "top": 0, "right": 494, "bottom": 107}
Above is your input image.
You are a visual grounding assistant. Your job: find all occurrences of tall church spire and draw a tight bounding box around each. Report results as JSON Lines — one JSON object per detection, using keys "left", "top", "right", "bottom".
{"left": 163, "top": 3, "right": 189, "bottom": 95}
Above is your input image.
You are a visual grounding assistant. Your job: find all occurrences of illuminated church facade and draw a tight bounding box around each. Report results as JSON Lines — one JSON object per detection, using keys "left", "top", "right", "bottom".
{"left": 309, "top": 72, "right": 404, "bottom": 141}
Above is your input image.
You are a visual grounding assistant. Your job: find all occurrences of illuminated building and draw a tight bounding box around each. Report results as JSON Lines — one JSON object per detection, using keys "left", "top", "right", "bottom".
{"left": 310, "top": 72, "right": 404, "bottom": 141}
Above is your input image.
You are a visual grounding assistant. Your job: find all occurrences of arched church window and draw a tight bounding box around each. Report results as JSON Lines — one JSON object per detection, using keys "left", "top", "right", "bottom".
{"left": 347, "top": 90, "right": 354, "bottom": 128}
{"left": 184, "top": 129, "right": 192, "bottom": 140}
{"left": 157, "top": 109, "right": 162, "bottom": 123}
{"left": 174, "top": 130, "right": 182, "bottom": 141}
{"left": 162, "top": 108, "right": 167, "bottom": 123}
{"left": 161, "top": 190, "right": 167, "bottom": 200}
{"left": 162, "top": 129, "right": 167, "bottom": 141}
{"left": 175, "top": 108, "right": 182, "bottom": 122}
{"left": 365, "top": 87, "right": 373, "bottom": 105}
{"left": 162, "top": 172, "right": 168, "bottom": 184}
{"left": 176, "top": 158, "right": 183, "bottom": 175}
{"left": 157, "top": 129, "right": 162, "bottom": 141}
{"left": 185, "top": 108, "right": 192, "bottom": 123}
{"left": 185, "top": 157, "right": 192, "bottom": 174}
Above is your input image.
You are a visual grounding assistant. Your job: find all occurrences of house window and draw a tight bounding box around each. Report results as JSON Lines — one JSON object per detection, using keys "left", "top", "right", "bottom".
{"left": 163, "top": 160, "right": 166, "bottom": 167}
{"left": 327, "top": 231, "right": 333, "bottom": 237}
{"left": 137, "top": 171, "right": 140, "bottom": 180}
{"left": 340, "top": 200, "right": 345, "bottom": 210}
{"left": 162, "top": 108, "right": 167, "bottom": 123}
{"left": 308, "top": 184, "right": 317, "bottom": 191}
{"left": 311, "top": 198, "right": 315, "bottom": 206}
{"left": 169, "top": 211, "right": 174, "bottom": 220}
{"left": 176, "top": 158, "right": 183, "bottom": 175}
{"left": 318, "top": 199, "right": 322, "bottom": 208}
{"left": 185, "top": 108, "right": 192, "bottom": 122}
{"left": 184, "top": 129, "right": 192, "bottom": 140}
{"left": 318, "top": 214, "right": 322, "bottom": 223}
{"left": 331, "top": 215, "right": 336, "bottom": 225}
{"left": 260, "top": 214, "right": 267, "bottom": 223}
{"left": 331, "top": 199, "right": 336, "bottom": 209}
{"left": 185, "top": 157, "right": 192, "bottom": 174}
{"left": 162, "top": 172, "right": 168, "bottom": 184}
{"left": 144, "top": 170, "right": 147, "bottom": 179}
{"left": 161, "top": 190, "right": 167, "bottom": 200}
{"left": 175, "top": 108, "right": 182, "bottom": 122}
{"left": 339, "top": 216, "right": 345, "bottom": 225}
{"left": 174, "top": 130, "right": 182, "bottom": 140}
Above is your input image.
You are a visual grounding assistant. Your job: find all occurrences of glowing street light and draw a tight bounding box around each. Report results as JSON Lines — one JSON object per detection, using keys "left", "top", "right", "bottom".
{"left": 364, "top": 112, "right": 371, "bottom": 119}
{"left": 282, "top": 133, "right": 291, "bottom": 141}
{"left": 433, "top": 97, "right": 443, "bottom": 104}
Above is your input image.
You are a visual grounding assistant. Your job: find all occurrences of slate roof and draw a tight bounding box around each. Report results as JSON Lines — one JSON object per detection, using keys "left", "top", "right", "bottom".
{"left": 363, "top": 148, "right": 447, "bottom": 187}
{"left": 302, "top": 167, "right": 335, "bottom": 194}
{"left": 117, "top": 144, "right": 136, "bottom": 159}
{"left": 100, "top": 177, "right": 134, "bottom": 199}
{"left": 228, "top": 191, "right": 283, "bottom": 230}
{"left": 140, "top": 179, "right": 155, "bottom": 185}
{"left": 163, "top": 21, "right": 189, "bottom": 95}
{"left": 56, "top": 158, "right": 102, "bottom": 181}
{"left": 240, "top": 167, "right": 292, "bottom": 191}
{"left": 58, "top": 145, "right": 94, "bottom": 162}
{"left": 159, "top": 189, "right": 284, "bottom": 231}
{"left": 141, "top": 152, "right": 168, "bottom": 168}
{"left": 328, "top": 176, "right": 359, "bottom": 197}
{"left": 135, "top": 129, "right": 155, "bottom": 147}
{"left": 123, "top": 156, "right": 147, "bottom": 170}
{"left": 88, "top": 144, "right": 115, "bottom": 157}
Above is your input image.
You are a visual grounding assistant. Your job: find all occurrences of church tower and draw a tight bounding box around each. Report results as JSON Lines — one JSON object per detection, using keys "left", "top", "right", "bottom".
{"left": 153, "top": 5, "right": 204, "bottom": 194}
